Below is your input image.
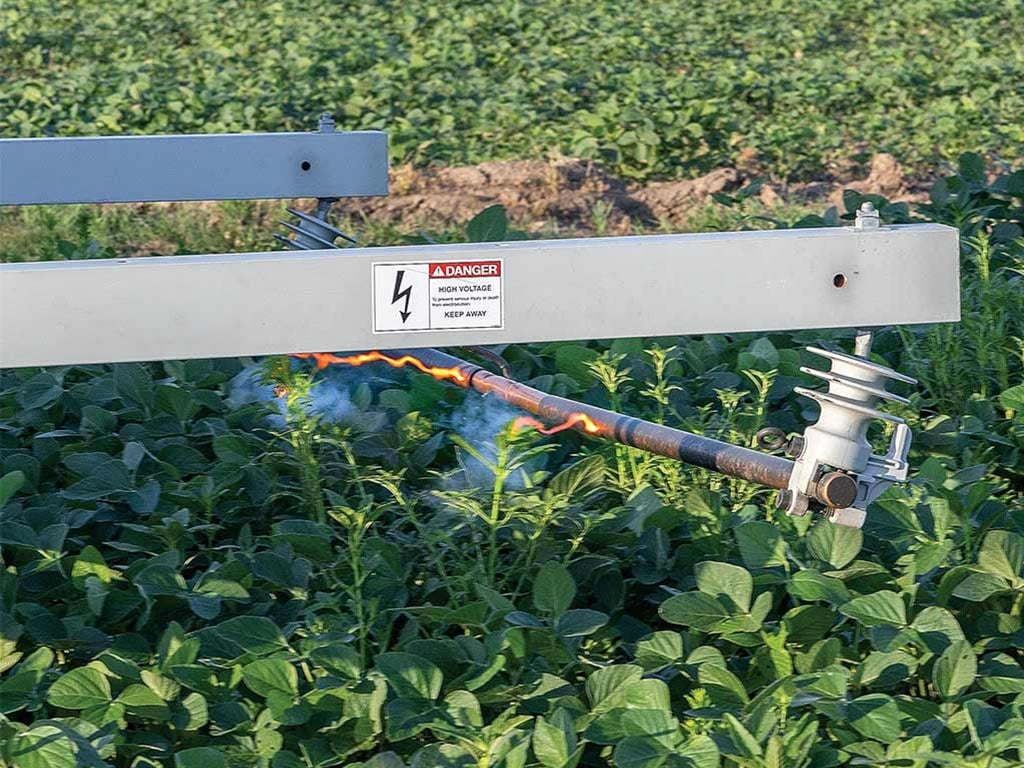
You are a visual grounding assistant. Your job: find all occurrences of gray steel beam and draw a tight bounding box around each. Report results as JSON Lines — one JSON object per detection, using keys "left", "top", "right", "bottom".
{"left": 0, "top": 131, "right": 388, "bottom": 205}
{"left": 0, "top": 224, "right": 960, "bottom": 368}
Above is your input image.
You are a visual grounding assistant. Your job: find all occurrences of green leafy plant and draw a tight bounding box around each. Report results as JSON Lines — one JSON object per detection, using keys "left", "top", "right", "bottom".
{"left": 2, "top": 163, "right": 1023, "bottom": 767}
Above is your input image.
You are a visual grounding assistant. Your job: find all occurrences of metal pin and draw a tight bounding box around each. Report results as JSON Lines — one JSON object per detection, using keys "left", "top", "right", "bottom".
{"left": 854, "top": 328, "right": 874, "bottom": 358}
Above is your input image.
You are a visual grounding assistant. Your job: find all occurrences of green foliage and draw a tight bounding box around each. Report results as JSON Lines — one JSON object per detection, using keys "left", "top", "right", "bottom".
{"left": 1, "top": 1, "right": 1022, "bottom": 182}
{"left": 1, "top": 165, "right": 1023, "bottom": 766}
{"left": 466, "top": 205, "right": 510, "bottom": 244}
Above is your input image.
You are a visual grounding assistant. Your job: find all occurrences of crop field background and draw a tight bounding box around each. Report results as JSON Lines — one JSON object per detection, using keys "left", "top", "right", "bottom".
{"left": 2, "top": 0, "right": 1024, "bottom": 180}
{"left": 1, "top": 1, "right": 1024, "bottom": 767}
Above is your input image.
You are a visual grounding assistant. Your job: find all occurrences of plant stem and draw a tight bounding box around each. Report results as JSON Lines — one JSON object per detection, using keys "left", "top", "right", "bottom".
{"left": 486, "top": 441, "right": 510, "bottom": 589}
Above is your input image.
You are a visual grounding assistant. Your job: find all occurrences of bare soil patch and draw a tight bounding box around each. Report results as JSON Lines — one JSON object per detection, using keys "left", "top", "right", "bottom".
{"left": 333, "top": 153, "right": 928, "bottom": 235}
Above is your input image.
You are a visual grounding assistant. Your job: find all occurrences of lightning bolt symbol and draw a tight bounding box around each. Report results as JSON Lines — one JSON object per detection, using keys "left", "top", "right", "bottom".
{"left": 391, "top": 270, "right": 413, "bottom": 323}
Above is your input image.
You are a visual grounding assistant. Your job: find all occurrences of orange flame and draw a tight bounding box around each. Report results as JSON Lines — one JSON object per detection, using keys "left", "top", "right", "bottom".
{"left": 512, "top": 413, "right": 602, "bottom": 436}
{"left": 291, "top": 351, "right": 468, "bottom": 384}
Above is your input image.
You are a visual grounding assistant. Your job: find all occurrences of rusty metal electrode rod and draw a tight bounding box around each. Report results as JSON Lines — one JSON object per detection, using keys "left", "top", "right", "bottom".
{"left": 389, "top": 347, "right": 807, "bottom": 495}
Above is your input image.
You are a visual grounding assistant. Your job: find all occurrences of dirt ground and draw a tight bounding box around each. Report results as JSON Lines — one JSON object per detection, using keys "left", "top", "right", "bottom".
{"left": 15, "top": 152, "right": 925, "bottom": 259}
{"left": 332, "top": 153, "right": 927, "bottom": 235}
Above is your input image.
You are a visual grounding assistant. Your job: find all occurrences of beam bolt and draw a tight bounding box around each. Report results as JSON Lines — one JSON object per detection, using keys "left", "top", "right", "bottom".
{"left": 855, "top": 201, "right": 880, "bottom": 230}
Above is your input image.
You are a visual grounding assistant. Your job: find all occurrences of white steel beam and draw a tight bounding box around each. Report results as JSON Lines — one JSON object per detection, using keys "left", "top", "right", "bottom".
{"left": 0, "top": 224, "right": 959, "bottom": 368}
{"left": 0, "top": 131, "right": 388, "bottom": 205}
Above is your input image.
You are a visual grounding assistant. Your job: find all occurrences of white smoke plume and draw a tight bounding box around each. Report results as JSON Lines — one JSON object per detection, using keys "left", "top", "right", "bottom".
{"left": 226, "top": 357, "right": 539, "bottom": 491}
{"left": 226, "top": 364, "right": 287, "bottom": 427}
{"left": 446, "top": 392, "right": 529, "bottom": 490}
{"left": 225, "top": 361, "right": 357, "bottom": 425}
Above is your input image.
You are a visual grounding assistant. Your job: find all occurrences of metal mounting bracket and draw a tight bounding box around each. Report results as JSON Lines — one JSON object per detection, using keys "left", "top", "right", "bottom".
{"left": 784, "top": 346, "right": 916, "bottom": 527}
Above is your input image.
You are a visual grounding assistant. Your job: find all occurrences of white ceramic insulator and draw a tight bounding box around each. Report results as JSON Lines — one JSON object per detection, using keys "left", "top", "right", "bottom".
{"left": 795, "top": 347, "right": 915, "bottom": 474}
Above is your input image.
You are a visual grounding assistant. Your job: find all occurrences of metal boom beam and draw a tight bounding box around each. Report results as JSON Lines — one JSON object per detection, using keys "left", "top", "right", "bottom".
{"left": 0, "top": 224, "right": 959, "bottom": 368}
{"left": 0, "top": 130, "right": 388, "bottom": 205}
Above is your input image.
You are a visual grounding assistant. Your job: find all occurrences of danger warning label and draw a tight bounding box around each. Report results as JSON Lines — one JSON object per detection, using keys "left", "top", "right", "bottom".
{"left": 372, "top": 259, "right": 503, "bottom": 333}
{"left": 429, "top": 261, "right": 501, "bottom": 278}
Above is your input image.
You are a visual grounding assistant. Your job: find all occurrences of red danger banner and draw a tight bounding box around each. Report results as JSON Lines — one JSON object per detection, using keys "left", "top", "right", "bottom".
{"left": 429, "top": 261, "right": 502, "bottom": 278}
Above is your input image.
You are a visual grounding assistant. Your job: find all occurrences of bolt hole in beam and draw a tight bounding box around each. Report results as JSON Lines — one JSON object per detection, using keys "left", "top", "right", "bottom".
{"left": 300, "top": 160, "right": 312, "bottom": 171}
{"left": 833, "top": 273, "right": 848, "bottom": 288}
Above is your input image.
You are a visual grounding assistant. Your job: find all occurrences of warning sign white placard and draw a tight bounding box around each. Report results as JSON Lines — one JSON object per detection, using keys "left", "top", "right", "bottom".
{"left": 373, "top": 260, "right": 503, "bottom": 333}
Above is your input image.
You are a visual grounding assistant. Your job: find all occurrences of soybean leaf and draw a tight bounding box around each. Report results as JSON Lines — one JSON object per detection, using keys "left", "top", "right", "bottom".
{"left": 18, "top": 373, "right": 62, "bottom": 410}
{"left": 533, "top": 561, "right": 575, "bottom": 619}
{"left": 735, "top": 522, "right": 786, "bottom": 569}
{"left": 243, "top": 659, "right": 298, "bottom": 697}
{"left": 699, "top": 665, "right": 749, "bottom": 707}
{"left": 807, "top": 520, "right": 862, "bottom": 569}
{"left": 46, "top": 666, "right": 111, "bottom": 710}
{"left": 309, "top": 645, "right": 361, "bottom": 680}
{"left": 532, "top": 708, "right": 577, "bottom": 767}
{"left": 211, "top": 616, "right": 288, "bottom": 656}
{"left": 911, "top": 606, "right": 966, "bottom": 654}
{"left": 212, "top": 435, "right": 252, "bottom": 465}
{"left": 856, "top": 650, "right": 918, "bottom": 689}
{"left": 782, "top": 605, "right": 835, "bottom": 644}
{"left": 795, "top": 638, "right": 841, "bottom": 674}
{"left": 977, "top": 653, "right": 1024, "bottom": 694}
{"left": 118, "top": 683, "right": 172, "bottom": 720}
{"left": 839, "top": 592, "right": 907, "bottom": 627}
{"left": 999, "top": 383, "right": 1024, "bottom": 413}
{"left": 678, "top": 735, "right": 719, "bottom": 768}
{"left": 182, "top": 693, "right": 209, "bottom": 731}
{"left": 547, "top": 454, "right": 605, "bottom": 498}
{"left": 466, "top": 204, "right": 508, "bottom": 242}
{"left": 977, "top": 530, "right": 1024, "bottom": 584}
{"left": 787, "top": 570, "right": 850, "bottom": 604}
{"left": 0, "top": 470, "right": 26, "bottom": 508}
{"left": 585, "top": 665, "right": 644, "bottom": 709}
{"left": 375, "top": 652, "right": 443, "bottom": 701}
{"left": 6, "top": 724, "right": 77, "bottom": 768}
{"left": 62, "top": 459, "right": 133, "bottom": 500}
{"left": 556, "top": 609, "right": 608, "bottom": 637}
{"left": 933, "top": 640, "right": 976, "bottom": 699}
{"left": 71, "top": 545, "right": 119, "bottom": 590}
{"left": 554, "top": 345, "right": 599, "bottom": 384}
{"left": 634, "top": 632, "right": 684, "bottom": 672}
{"left": 175, "top": 748, "right": 226, "bottom": 768}
{"left": 613, "top": 736, "right": 668, "bottom": 768}
{"left": 658, "top": 592, "right": 730, "bottom": 632}
{"left": 694, "top": 561, "right": 752, "bottom": 613}
{"left": 586, "top": 708, "right": 679, "bottom": 746}
{"left": 723, "top": 713, "right": 762, "bottom": 759}
{"left": 114, "top": 363, "right": 154, "bottom": 410}
{"left": 845, "top": 694, "right": 901, "bottom": 741}
{"left": 952, "top": 571, "right": 1011, "bottom": 601}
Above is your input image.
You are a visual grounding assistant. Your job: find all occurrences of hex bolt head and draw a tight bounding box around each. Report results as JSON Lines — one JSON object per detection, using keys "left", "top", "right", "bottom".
{"left": 785, "top": 436, "right": 806, "bottom": 458}
{"left": 855, "top": 201, "right": 880, "bottom": 230}
{"left": 775, "top": 490, "right": 793, "bottom": 509}
{"left": 317, "top": 113, "right": 336, "bottom": 133}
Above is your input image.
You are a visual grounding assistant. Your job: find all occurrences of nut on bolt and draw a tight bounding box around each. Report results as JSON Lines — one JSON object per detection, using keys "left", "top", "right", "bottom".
{"left": 785, "top": 436, "right": 805, "bottom": 458}
{"left": 816, "top": 471, "right": 859, "bottom": 509}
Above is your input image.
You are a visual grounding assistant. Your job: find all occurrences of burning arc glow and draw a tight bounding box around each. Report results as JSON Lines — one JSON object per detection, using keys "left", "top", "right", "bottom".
{"left": 291, "top": 351, "right": 468, "bottom": 384}
{"left": 292, "top": 350, "right": 603, "bottom": 437}
{"left": 512, "top": 413, "right": 601, "bottom": 435}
